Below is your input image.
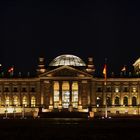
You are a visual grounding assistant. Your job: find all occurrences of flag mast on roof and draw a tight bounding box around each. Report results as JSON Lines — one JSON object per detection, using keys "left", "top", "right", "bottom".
{"left": 103, "top": 58, "right": 108, "bottom": 118}
{"left": 8, "top": 65, "right": 14, "bottom": 77}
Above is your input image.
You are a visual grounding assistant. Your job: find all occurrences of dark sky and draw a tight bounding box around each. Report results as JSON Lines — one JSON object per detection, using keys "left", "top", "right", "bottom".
{"left": 0, "top": 0, "right": 140, "bottom": 75}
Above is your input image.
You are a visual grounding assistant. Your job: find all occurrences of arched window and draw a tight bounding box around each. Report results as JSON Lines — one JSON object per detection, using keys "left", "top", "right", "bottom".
{"left": 132, "top": 96, "right": 137, "bottom": 106}
{"left": 22, "top": 96, "right": 27, "bottom": 107}
{"left": 53, "top": 81, "right": 59, "bottom": 108}
{"left": 123, "top": 96, "right": 128, "bottom": 106}
{"left": 107, "top": 96, "right": 111, "bottom": 106}
{"left": 13, "top": 96, "right": 19, "bottom": 106}
{"left": 115, "top": 96, "right": 120, "bottom": 106}
{"left": 72, "top": 82, "right": 78, "bottom": 108}
{"left": 5, "top": 96, "right": 10, "bottom": 106}
{"left": 31, "top": 96, "right": 36, "bottom": 107}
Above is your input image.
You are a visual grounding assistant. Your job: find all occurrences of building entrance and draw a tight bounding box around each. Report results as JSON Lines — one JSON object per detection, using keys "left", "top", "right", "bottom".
{"left": 62, "top": 81, "right": 70, "bottom": 108}
{"left": 53, "top": 81, "right": 79, "bottom": 109}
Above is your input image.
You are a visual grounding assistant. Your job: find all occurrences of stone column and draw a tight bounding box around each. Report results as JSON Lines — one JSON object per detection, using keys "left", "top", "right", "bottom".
{"left": 10, "top": 83, "right": 12, "bottom": 106}
{"left": 129, "top": 83, "right": 132, "bottom": 106}
{"left": 19, "top": 83, "right": 21, "bottom": 107}
{"left": 111, "top": 83, "right": 114, "bottom": 106}
{"left": 103, "top": 83, "right": 106, "bottom": 106}
{"left": 2, "top": 83, "right": 4, "bottom": 106}
{"left": 58, "top": 81, "right": 62, "bottom": 110}
{"left": 28, "top": 84, "right": 30, "bottom": 107}
{"left": 69, "top": 81, "right": 72, "bottom": 105}
{"left": 40, "top": 82, "right": 44, "bottom": 106}
{"left": 120, "top": 84, "right": 123, "bottom": 106}
{"left": 137, "top": 81, "right": 140, "bottom": 105}
{"left": 49, "top": 81, "right": 53, "bottom": 110}
{"left": 78, "top": 81, "right": 82, "bottom": 110}
{"left": 90, "top": 81, "right": 95, "bottom": 105}
{"left": 69, "top": 81, "right": 73, "bottom": 111}
{"left": 29, "top": 93, "right": 31, "bottom": 108}
{"left": 137, "top": 82, "right": 140, "bottom": 115}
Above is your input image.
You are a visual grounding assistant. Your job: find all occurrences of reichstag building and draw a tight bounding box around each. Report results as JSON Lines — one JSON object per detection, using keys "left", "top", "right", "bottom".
{"left": 0, "top": 54, "right": 140, "bottom": 116}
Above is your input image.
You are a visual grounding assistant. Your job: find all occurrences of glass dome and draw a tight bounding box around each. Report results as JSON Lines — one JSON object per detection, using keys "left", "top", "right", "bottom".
{"left": 49, "top": 54, "right": 86, "bottom": 66}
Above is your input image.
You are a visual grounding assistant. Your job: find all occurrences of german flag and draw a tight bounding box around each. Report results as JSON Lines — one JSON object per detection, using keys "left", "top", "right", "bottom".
{"left": 103, "top": 64, "right": 107, "bottom": 85}
{"left": 121, "top": 65, "right": 126, "bottom": 72}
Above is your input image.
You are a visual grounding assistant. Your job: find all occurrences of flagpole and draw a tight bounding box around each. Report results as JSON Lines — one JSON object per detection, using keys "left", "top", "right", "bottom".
{"left": 103, "top": 58, "right": 108, "bottom": 118}
{"left": 105, "top": 83, "right": 108, "bottom": 118}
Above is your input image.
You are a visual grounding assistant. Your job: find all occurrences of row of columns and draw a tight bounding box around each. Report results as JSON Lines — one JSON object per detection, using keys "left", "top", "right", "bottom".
{"left": 48, "top": 81, "right": 82, "bottom": 109}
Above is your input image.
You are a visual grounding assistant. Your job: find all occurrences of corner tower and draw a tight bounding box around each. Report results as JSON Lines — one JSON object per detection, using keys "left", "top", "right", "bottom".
{"left": 37, "top": 57, "right": 46, "bottom": 75}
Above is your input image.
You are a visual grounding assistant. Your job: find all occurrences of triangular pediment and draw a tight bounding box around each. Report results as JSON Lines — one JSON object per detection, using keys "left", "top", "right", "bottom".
{"left": 39, "top": 66, "right": 92, "bottom": 77}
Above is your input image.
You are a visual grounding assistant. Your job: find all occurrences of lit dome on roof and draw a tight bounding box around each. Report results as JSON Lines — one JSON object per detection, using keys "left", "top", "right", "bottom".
{"left": 49, "top": 54, "right": 86, "bottom": 66}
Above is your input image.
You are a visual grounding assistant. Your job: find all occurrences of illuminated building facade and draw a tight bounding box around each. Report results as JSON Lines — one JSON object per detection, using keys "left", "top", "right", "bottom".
{"left": 0, "top": 54, "right": 140, "bottom": 116}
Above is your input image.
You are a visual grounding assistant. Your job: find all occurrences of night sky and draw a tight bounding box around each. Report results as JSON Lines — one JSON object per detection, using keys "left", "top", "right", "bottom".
{"left": 0, "top": 0, "right": 140, "bottom": 75}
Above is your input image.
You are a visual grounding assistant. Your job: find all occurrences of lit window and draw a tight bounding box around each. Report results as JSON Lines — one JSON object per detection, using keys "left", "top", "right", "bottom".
{"left": 53, "top": 82, "right": 59, "bottom": 108}
{"left": 115, "top": 87, "right": 119, "bottom": 93}
{"left": 132, "top": 87, "right": 137, "bottom": 92}
{"left": 22, "top": 96, "right": 27, "bottom": 107}
{"left": 31, "top": 96, "right": 36, "bottom": 107}
{"left": 5, "top": 96, "right": 10, "bottom": 106}
{"left": 72, "top": 82, "right": 78, "bottom": 108}
{"left": 13, "top": 96, "right": 19, "bottom": 106}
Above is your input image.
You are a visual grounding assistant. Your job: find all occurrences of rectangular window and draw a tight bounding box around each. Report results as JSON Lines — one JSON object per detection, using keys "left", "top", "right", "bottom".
{"left": 22, "top": 88, "right": 27, "bottom": 92}
{"left": 106, "top": 87, "right": 111, "bottom": 92}
{"left": 31, "top": 87, "right": 35, "bottom": 92}
{"left": 4, "top": 87, "right": 9, "bottom": 92}
{"left": 53, "top": 81, "right": 60, "bottom": 108}
{"left": 13, "top": 87, "right": 18, "bottom": 92}
{"left": 124, "top": 87, "right": 128, "bottom": 92}
{"left": 97, "top": 87, "right": 102, "bottom": 92}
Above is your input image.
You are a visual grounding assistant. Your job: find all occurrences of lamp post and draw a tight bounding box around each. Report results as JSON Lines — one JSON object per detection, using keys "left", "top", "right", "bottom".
{"left": 4, "top": 104, "right": 8, "bottom": 119}
{"left": 105, "top": 85, "right": 108, "bottom": 118}
{"left": 21, "top": 105, "right": 25, "bottom": 119}
{"left": 13, "top": 106, "right": 16, "bottom": 118}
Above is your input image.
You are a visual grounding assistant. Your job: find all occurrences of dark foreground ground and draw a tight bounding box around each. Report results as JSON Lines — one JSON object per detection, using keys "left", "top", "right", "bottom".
{"left": 0, "top": 118, "right": 140, "bottom": 140}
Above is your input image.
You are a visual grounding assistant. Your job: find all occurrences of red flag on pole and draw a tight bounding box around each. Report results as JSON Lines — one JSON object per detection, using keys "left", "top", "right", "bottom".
{"left": 8, "top": 66, "right": 14, "bottom": 77}
{"left": 8, "top": 67, "right": 14, "bottom": 73}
